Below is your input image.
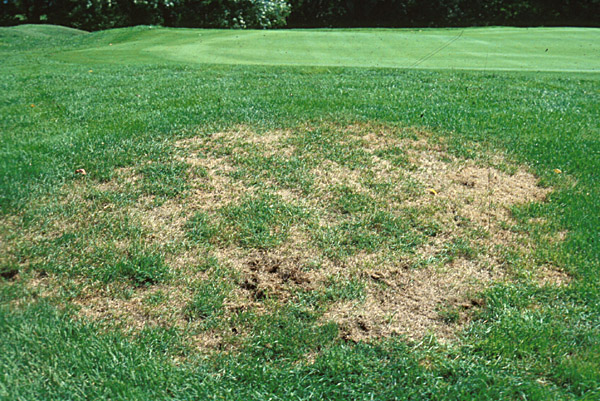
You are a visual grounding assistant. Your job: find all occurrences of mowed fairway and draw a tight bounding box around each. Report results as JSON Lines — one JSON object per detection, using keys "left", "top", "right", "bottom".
{"left": 56, "top": 26, "right": 600, "bottom": 72}
{"left": 1, "top": 25, "right": 599, "bottom": 400}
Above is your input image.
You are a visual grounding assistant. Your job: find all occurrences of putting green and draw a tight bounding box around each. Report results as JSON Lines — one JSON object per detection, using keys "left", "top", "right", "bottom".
{"left": 54, "top": 26, "right": 600, "bottom": 72}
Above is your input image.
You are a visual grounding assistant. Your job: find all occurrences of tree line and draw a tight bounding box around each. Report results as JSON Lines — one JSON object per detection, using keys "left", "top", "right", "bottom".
{"left": 1, "top": 1, "right": 598, "bottom": 30}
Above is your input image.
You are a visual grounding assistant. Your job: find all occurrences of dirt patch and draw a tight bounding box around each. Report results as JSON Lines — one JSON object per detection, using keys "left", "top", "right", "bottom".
{"left": 241, "top": 251, "right": 311, "bottom": 301}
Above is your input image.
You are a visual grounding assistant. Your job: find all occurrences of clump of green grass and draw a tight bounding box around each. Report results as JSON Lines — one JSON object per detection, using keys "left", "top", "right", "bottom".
{"left": 85, "top": 186, "right": 140, "bottom": 207}
{"left": 185, "top": 212, "right": 219, "bottom": 245}
{"left": 243, "top": 305, "right": 338, "bottom": 362}
{"left": 98, "top": 247, "right": 170, "bottom": 286}
{"left": 196, "top": 255, "right": 220, "bottom": 272}
{"left": 185, "top": 193, "right": 308, "bottom": 249}
{"left": 85, "top": 246, "right": 170, "bottom": 286}
{"left": 219, "top": 193, "right": 306, "bottom": 248}
{"left": 437, "top": 305, "right": 461, "bottom": 324}
{"left": 374, "top": 145, "right": 411, "bottom": 167}
{"left": 323, "top": 276, "right": 366, "bottom": 302}
{"left": 185, "top": 261, "right": 237, "bottom": 326}
{"left": 135, "top": 325, "right": 188, "bottom": 357}
{"left": 295, "top": 276, "right": 366, "bottom": 310}
{"left": 413, "top": 235, "right": 481, "bottom": 269}
{"left": 314, "top": 210, "right": 435, "bottom": 258}
{"left": 234, "top": 154, "right": 314, "bottom": 192}
{"left": 332, "top": 185, "right": 379, "bottom": 214}
{"left": 442, "top": 237, "right": 479, "bottom": 262}
{"left": 138, "top": 160, "right": 189, "bottom": 199}
{"left": 185, "top": 280, "right": 228, "bottom": 323}
{"left": 289, "top": 128, "right": 372, "bottom": 168}
{"left": 143, "top": 290, "right": 168, "bottom": 307}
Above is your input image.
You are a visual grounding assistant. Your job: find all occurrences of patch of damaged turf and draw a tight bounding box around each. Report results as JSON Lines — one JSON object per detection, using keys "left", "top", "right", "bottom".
{"left": 0, "top": 123, "right": 570, "bottom": 351}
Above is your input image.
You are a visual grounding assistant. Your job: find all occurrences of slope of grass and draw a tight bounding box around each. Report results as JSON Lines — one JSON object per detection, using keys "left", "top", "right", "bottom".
{"left": 53, "top": 26, "right": 600, "bottom": 72}
{"left": 1, "top": 25, "right": 599, "bottom": 400}
{"left": 0, "top": 24, "right": 87, "bottom": 50}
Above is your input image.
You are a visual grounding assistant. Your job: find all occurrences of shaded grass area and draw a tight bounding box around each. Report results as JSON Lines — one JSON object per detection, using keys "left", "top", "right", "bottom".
{"left": 1, "top": 26, "right": 599, "bottom": 399}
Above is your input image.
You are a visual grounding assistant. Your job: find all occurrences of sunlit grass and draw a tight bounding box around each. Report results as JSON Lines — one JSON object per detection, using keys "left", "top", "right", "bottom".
{"left": 0, "top": 25, "right": 599, "bottom": 400}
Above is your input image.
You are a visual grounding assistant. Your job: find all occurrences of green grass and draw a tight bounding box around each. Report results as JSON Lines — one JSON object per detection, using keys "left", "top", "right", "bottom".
{"left": 99, "top": 247, "right": 170, "bottom": 286}
{"left": 186, "top": 279, "right": 229, "bottom": 323}
{"left": 1, "top": 24, "right": 599, "bottom": 400}
{"left": 0, "top": 24, "right": 86, "bottom": 50}
{"left": 219, "top": 192, "right": 307, "bottom": 248}
{"left": 52, "top": 26, "right": 600, "bottom": 72}
{"left": 315, "top": 209, "right": 431, "bottom": 258}
{"left": 138, "top": 160, "right": 190, "bottom": 199}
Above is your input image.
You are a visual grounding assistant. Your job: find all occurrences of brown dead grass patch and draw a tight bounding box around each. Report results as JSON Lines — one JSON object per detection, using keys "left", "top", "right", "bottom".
{"left": 2, "top": 123, "right": 571, "bottom": 347}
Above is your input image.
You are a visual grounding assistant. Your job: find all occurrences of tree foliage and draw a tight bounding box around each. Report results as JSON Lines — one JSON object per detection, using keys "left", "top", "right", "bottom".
{"left": 1, "top": 0, "right": 598, "bottom": 30}
{"left": 287, "top": 0, "right": 600, "bottom": 28}
{"left": 0, "top": 0, "right": 291, "bottom": 29}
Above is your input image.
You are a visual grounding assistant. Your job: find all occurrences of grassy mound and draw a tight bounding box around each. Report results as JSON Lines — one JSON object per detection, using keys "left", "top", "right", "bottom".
{"left": 0, "top": 24, "right": 87, "bottom": 50}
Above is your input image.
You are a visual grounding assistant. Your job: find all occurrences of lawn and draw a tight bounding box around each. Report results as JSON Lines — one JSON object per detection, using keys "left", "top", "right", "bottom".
{"left": 0, "top": 25, "right": 599, "bottom": 400}
{"left": 56, "top": 26, "right": 600, "bottom": 72}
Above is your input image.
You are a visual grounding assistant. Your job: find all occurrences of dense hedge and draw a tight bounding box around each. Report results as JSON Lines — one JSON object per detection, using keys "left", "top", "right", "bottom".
{"left": 1, "top": 0, "right": 598, "bottom": 30}
{"left": 287, "top": 0, "right": 600, "bottom": 28}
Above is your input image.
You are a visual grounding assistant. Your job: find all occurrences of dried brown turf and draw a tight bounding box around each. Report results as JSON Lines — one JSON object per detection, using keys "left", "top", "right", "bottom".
{"left": 4, "top": 123, "right": 570, "bottom": 346}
